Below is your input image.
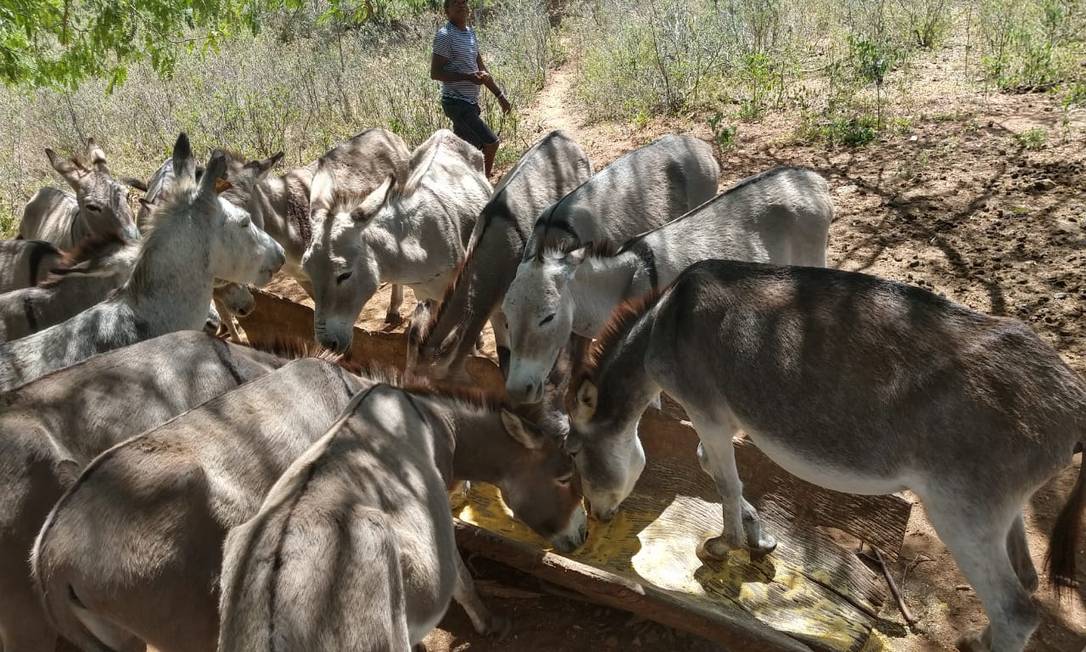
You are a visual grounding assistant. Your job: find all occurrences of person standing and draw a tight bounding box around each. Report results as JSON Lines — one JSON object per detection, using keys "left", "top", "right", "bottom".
{"left": 430, "top": 0, "right": 511, "bottom": 177}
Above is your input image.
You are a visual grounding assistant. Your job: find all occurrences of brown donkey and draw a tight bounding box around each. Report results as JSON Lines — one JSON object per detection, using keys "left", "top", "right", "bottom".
{"left": 567, "top": 259, "right": 1084, "bottom": 652}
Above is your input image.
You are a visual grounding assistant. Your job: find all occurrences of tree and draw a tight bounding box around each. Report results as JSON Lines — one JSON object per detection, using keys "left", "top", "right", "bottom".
{"left": 0, "top": 0, "right": 435, "bottom": 90}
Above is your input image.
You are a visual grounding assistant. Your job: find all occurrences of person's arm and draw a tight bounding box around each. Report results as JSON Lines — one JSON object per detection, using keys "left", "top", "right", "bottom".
{"left": 431, "top": 53, "right": 480, "bottom": 83}
{"left": 476, "top": 53, "right": 511, "bottom": 113}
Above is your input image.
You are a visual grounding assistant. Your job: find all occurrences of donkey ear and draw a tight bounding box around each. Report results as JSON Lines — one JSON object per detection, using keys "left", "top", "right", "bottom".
{"left": 171, "top": 133, "right": 196, "bottom": 184}
{"left": 121, "top": 177, "right": 149, "bottom": 192}
{"left": 251, "top": 151, "right": 283, "bottom": 178}
{"left": 501, "top": 410, "right": 544, "bottom": 450}
{"left": 309, "top": 163, "right": 335, "bottom": 212}
{"left": 46, "top": 148, "right": 86, "bottom": 187}
{"left": 85, "top": 138, "right": 109, "bottom": 174}
{"left": 353, "top": 174, "right": 396, "bottom": 222}
{"left": 198, "top": 153, "right": 228, "bottom": 198}
{"left": 572, "top": 379, "right": 598, "bottom": 423}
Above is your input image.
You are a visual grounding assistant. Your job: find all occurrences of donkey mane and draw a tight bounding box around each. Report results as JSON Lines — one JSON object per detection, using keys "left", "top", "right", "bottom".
{"left": 38, "top": 232, "right": 128, "bottom": 287}
{"left": 126, "top": 176, "right": 207, "bottom": 291}
{"left": 585, "top": 287, "right": 667, "bottom": 378}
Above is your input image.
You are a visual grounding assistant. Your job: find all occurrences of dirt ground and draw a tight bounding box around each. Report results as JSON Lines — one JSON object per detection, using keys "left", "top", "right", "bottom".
{"left": 263, "top": 45, "right": 1086, "bottom": 652}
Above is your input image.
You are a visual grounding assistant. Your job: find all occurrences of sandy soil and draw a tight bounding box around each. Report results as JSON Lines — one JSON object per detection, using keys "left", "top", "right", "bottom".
{"left": 262, "top": 45, "right": 1086, "bottom": 652}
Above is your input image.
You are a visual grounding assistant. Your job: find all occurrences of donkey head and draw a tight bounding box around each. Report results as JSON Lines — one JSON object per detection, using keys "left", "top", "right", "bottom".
{"left": 214, "top": 282, "right": 256, "bottom": 318}
{"left": 501, "top": 246, "right": 588, "bottom": 404}
{"left": 302, "top": 167, "right": 397, "bottom": 353}
{"left": 166, "top": 134, "right": 285, "bottom": 288}
{"left": 495, "top": 409, "right": 587, "bottom": 552}
{"left": 564, "top": 378, "right": 646, "bottom": 522}
{"left": 220, "top": 152, "right": 283, "bottom": 230}
{"left": 45, "top": 139, "right": 138, "bottom": 241}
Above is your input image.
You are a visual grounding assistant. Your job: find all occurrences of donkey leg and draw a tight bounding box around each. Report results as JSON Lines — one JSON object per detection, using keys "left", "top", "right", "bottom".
{"left": 384, "top": 284, "right": 405, "bottom": 326}
{"left": 452, "top": 553, "right": 510, "bottom": 639}
{"left": 925, "top": 501, "right": 1039, "bottom": 651}
{"left": 1006, "top": 513, "right": 1039, "bottom": 592}
{"left": 691, "top": 416, "right": 775, "bottom": 559}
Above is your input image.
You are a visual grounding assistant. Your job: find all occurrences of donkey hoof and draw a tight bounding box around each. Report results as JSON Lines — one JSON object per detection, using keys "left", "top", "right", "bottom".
{"left": 698, "top": 536, "right": 739, "bottom": 561}
{"left": 747, "top": 533, "right": 778, "bottom": 559}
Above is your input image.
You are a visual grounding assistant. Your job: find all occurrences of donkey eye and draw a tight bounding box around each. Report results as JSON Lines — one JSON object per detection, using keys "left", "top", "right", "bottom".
{"left": 336, "top": 271, "right": 353, "bottom": 284}
{"left": 85, "top": 204, "right": 102, "bottom": 212}
{"left": 538, "top": 313, "right": 555, "bottom": 326}
{"left": 557, "top": 473, "right": 573, "bottom": 486}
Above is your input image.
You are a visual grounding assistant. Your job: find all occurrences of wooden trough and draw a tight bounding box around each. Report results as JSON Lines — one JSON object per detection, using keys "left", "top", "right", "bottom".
{"left": 239, "top": 288, "right": 914, "bottom": 652}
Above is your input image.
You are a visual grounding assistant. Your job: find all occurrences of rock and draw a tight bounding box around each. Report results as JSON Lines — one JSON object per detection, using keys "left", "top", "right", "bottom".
{"left": 1033, "top": 178, "right": 1057, "bottom": 191}
{"left": 1055, "top": 292, "right": 1068, "bottom": 300}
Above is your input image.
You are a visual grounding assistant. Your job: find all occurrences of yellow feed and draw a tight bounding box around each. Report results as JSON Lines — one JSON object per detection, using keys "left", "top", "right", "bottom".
{"left": 456, "top": 482, "right": 872, "bottom": 651}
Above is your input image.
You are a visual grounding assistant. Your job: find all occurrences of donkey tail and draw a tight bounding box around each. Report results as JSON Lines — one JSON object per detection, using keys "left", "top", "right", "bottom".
{"left": 1046, "top": 441, "right": 1085, "bottom": 591}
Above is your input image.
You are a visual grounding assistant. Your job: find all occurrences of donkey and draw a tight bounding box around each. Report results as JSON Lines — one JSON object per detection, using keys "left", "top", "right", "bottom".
{"left": 32, "top": 358, "right": 366, "bottom": 652}
{"left": 223, "top": 128, "right": 410, "bottom": 321}
{"left": 0, "top": 331, "right": 288, "bottom": 652}
{"left": 502, "top": 166, "right": 832, "bottom": 403}
{"left": 139, "top": 156, "right": 256, "bottom": 339}
{"left": 566, "top": 258, "right": 1086, "bottom": 652}
{"left": 502, "top": 133, "right": 720, "bottom": 404}
{"left": 0, "top": 239, "right": 63, "bottom": 293}
{"left": 408, "top": 130, "right": 593, "bottom": 382}
{"left": 0, "top": 133, "right": 285, "bottom": 392}
{"left": 20, "top": 139, "right": 140, "bottom": 248}
{"left": 0, "top": 233, "right": 136, "bottom": 342}
{"left": 217, "top": 382, "right": 586, "bottom": 650}
{"left": 303, "top": 129, "right": 492, "bottom": 353}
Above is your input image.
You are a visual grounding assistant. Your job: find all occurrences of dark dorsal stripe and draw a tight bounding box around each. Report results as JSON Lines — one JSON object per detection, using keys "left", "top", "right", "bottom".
{"left": 27, "top": 242, "right": 55, "bottom": 287}
{"left": 211, "top": 338, "right": 246, "bottom": 386}
{"left": 22, "top": 294, "right": 38, "bottom": 332}
{"left": 626, "top": 240, "right": 659, "bottom": 290}
{"left": 284, "top": 176, "right": 312, "bottom": 246}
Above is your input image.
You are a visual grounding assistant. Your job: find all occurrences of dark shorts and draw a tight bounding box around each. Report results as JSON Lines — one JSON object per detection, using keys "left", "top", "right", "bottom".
{"left": 441, "top": 97, "right": 499, "bottom": 150}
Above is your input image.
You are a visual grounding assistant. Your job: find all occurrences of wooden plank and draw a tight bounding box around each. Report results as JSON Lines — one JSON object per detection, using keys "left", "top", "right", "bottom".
{"left": 454, "top": 521, "right": 814, "bottom": 652}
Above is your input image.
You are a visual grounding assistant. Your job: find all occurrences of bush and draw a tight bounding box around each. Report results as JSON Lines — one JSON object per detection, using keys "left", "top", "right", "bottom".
{"left": 0, "top": 0, "right": 556, "bottom": 238}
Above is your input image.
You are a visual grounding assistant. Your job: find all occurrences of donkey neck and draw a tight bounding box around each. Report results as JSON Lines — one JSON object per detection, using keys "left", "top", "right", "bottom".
{"left": 431, "top": 221, "right": 521, "bottom": 359}
{"left": 569, "top": 252, "right": 641, "bottom": 337}
{"left": 254, "top": 175, "right": 307, "bottom": 263}
{"left": 413, "top": 394, "right": 511, "bottom": 487}
{"left": 117, "top": 220, "right": 214, "bottom": 333}
{"left": 595, "top": 311, "right": 661, "bottom": 425}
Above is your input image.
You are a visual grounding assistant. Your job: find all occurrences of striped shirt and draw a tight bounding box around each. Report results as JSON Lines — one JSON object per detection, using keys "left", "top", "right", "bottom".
{"left": 432, "top": 22, "right": 480, "bottom": 104}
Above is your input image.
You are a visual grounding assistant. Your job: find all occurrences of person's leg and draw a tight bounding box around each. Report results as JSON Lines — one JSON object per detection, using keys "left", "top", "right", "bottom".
{"left": 444, "top": 99, "right": 500, "bottom": 177}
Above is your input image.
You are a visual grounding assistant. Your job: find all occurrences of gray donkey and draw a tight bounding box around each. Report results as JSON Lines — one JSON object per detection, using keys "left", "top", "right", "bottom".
{"left": 20, "top": 139, "right": 140, "bottom": 248}
{"left": 138, "top": 156, "right": 256, "bottom": 340}
{"left": 217, "top": 383, "right": 586, "bottom": 650}
{"left": 0, "top": 133, "right": 285, "bottom": 391}
{"left": 408, "top": 130, "right": 593, "bottom": 382}
{"left": 223, "top": 128, "right": 410, "bottom": 324}
{"left": 0, "top": 331, "right": 288, "bottom": 652}
{"left": 0, "top": 233, "right": 136, "bottom": 342}
{"left": 0, "top": 239, "right": 63, "bottom": 293}
{"left": 566, "top": 259, "right": 1086, "bottom": 652}
{"left": 503, "top": 133, "right": 720, "bottom": 404}
{"left": 502, "top": 166, "right": 832, "bottom": 402}
{"left": 33, "top": 359, "right": 370, "bottom": 652}
{"left": 303, "top": 129, "right": 492, "bottom": 353}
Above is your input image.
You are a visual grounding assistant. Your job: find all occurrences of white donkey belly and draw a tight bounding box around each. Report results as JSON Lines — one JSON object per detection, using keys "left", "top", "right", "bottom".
{"left": 742, "top": 426, "right": 908, "bottom": 496}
